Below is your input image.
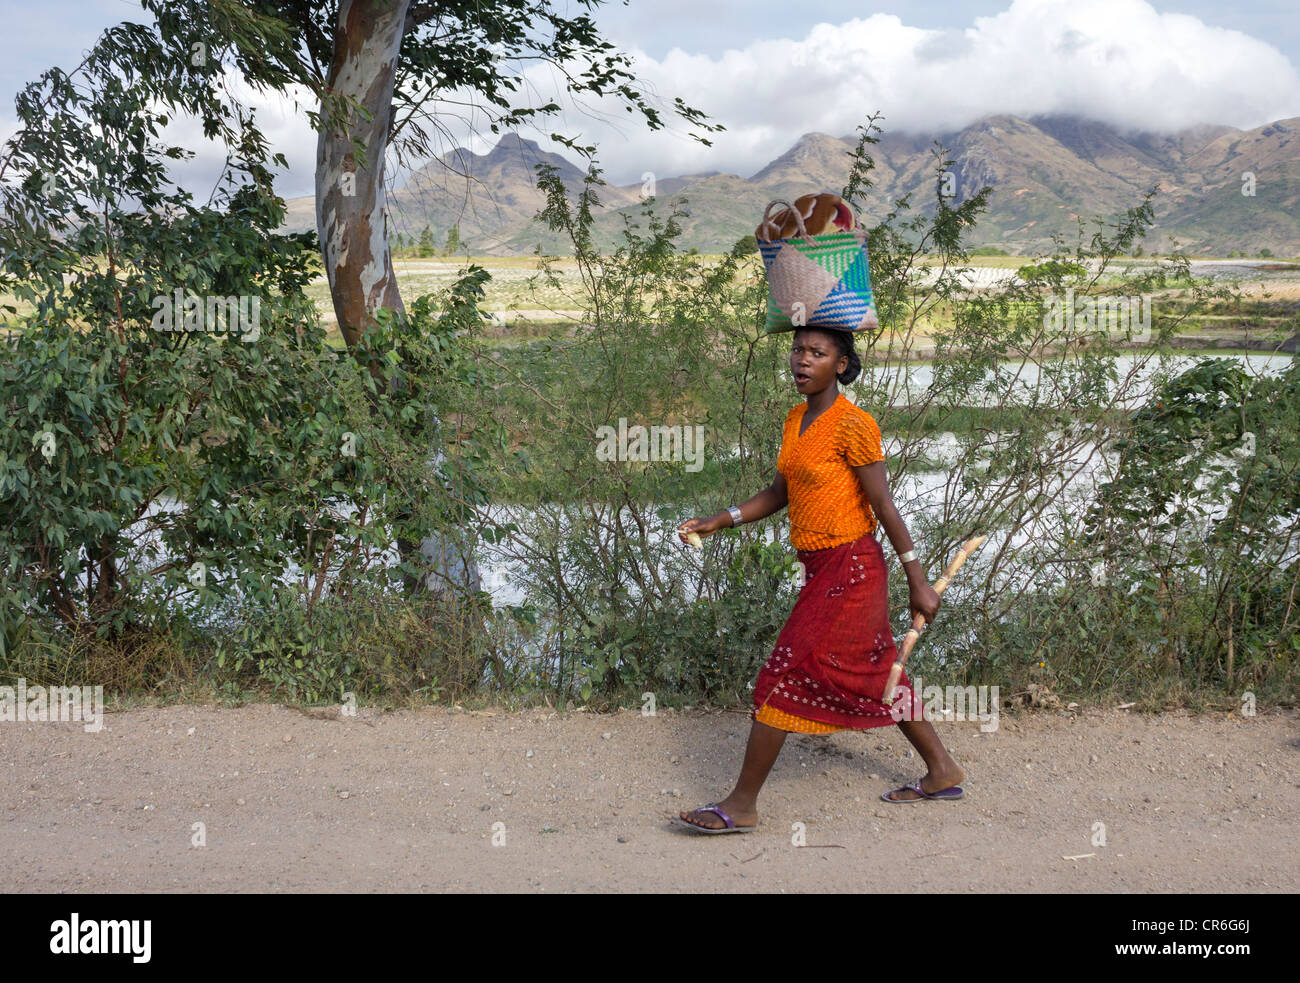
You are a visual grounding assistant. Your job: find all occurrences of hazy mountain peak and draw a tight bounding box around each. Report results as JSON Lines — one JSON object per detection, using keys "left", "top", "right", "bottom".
{"left": 277, "top": 115, "right": 1299, "bottom": 257}
{"left": 792, "top": 131, "right": 844, "bottom": 145}
{"left": 487, "top": 131, "right": 544, "bottom": 158}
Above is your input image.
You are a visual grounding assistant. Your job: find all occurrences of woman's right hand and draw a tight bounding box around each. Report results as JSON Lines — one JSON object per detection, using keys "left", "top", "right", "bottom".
{"left": 677, "top": 515, "right": 726, "bottom": 544}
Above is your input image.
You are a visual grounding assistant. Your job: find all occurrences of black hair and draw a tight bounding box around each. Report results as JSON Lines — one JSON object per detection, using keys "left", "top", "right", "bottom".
{"left": 795, "top": 327, "right": 861, "bottom": 385}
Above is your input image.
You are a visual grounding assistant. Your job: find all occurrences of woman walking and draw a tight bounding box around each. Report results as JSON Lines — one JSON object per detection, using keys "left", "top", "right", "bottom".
{"left": 675, "top": 326, "right": 964, "bottom": 832}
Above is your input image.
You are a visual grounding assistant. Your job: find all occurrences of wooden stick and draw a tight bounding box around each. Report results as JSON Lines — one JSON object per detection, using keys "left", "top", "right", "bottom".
{"left": 881, "top": 535, "right": 987, "bottom": 707}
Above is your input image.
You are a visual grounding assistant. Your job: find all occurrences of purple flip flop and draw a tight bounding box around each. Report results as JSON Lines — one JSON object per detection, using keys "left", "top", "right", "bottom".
{"left": 675, "top": 804, "right": 757, "bottom": 834}
{"left": 881, "top": 783, "right": 965, "bottom": 803}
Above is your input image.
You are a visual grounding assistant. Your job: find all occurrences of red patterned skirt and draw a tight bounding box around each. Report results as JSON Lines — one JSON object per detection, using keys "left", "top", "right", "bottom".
{"left": 752, "top": 533, "right": 924, "bottom": 730}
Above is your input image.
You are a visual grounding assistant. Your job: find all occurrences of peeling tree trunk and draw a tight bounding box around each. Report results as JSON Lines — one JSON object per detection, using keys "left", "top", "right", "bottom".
{"left": 316, "top": 0, "right": 482, "bottom": 603}
{"left": 316, "top": 0, "right": 408, "bottom": 344}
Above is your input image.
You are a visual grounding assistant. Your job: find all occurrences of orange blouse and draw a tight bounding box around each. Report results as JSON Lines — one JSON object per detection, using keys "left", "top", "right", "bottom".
{"left": 777, "top": 392, "right": 884, "bottom": 551}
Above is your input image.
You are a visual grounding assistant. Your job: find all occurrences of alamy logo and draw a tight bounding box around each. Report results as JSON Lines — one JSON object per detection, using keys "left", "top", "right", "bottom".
{"left": 595, "top": 418, "right": 705, "bottom": 473}
{"left": 1042, "top": 288, "right": 1151, "bottom": 343}
{"left": 0, "top": 678, "right": 103, "bottom": 732}
{"left": 49, "top": 913, "right": 151, "bottom": 963}
{"left": 150, "top": 290, "right": 261, "bottom": 341}
{"left": 889, "top": 675, "right": 1000, "bottom": 732}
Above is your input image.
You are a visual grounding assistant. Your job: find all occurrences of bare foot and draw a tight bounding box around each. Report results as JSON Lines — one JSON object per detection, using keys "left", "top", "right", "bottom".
{"left": 678, "top": 794, "right": 758, "bottom": 830}
{"left": 882, "top": 763, "right": 966, "bottom": 801}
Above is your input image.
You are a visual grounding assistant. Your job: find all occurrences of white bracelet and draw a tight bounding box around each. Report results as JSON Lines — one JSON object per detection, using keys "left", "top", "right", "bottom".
{"left": 898, "top": 549, "right": 917, "bottom": 564}
{"left": 727, "top": 505, "right": 743, "bottom": 527}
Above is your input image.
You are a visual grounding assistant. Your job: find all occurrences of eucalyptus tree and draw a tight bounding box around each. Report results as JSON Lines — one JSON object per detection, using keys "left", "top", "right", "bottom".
{"left": 138, "top": 0, "right": 722, "bottom": 595}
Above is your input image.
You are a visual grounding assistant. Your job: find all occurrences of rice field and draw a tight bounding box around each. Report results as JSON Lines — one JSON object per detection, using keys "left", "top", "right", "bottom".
{"left": 5, "top": 253, "right": 1296, "bottom": 349}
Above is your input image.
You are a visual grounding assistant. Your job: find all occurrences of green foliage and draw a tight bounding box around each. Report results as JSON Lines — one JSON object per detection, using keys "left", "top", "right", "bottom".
{"left": 211, "top": 584, "right": 499, "bottom": 704}
{"left": 563, "top": 535, "right": 801, "bottom": 707}
{"left": 0, "top": 0, "right": 723, "bottom": 703}
{"left": 0, "top": 264, "right": 498, "bottom": 652}
{"left": 0, "top": 8, "right": 315, "bottom": 646}
{"left": 1080, "top": 357, "right": 1300, "bottom": 691}
{"left": 1015, "top": 259, "right": 1090, "bottom": 284}
{"left": 0, "top": 15, "right": 506, "bottom": 692}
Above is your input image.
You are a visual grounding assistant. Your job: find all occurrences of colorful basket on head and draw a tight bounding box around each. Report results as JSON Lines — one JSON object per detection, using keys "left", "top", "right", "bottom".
{"left": 757, "top": 197, "right": 880, "bottom": 335}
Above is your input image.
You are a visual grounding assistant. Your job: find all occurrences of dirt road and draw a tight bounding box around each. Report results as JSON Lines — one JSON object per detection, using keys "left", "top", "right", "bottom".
{"left": 3, "top": 703, "right": 1296, "bottom": 892}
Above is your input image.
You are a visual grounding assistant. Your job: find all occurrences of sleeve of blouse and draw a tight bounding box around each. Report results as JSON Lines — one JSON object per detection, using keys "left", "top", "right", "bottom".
{"left": 841, "top": 410, "right": 884, "bottom": 466}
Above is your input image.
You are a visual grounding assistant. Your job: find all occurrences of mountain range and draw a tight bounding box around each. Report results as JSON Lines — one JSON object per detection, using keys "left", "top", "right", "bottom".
{"left": 279, "top": 114, "right": 1300, "bottom": 256}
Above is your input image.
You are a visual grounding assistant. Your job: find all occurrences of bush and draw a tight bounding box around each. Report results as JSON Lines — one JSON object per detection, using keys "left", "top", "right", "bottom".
{"left": 444, "top": 113, "right": 1292, "bottom": 711}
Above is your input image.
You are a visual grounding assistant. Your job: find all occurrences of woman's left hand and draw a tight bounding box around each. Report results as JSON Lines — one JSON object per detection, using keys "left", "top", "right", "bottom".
{"left": 909, "top": 581, "right": 941, "bottom": 624}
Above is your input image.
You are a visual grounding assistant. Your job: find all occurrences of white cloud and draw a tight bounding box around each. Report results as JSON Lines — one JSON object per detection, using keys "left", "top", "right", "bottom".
{"left": 0, "top": 57, "right": 322, "bottom": 204}
{"left": 149, "top": 71, "right": 322, "bottom": 202}
{"left": 495, "top": 0, "right": 1300, "bottom": 185}
{"left": 7, "top": 0, "right": 1297, "bottom": 199}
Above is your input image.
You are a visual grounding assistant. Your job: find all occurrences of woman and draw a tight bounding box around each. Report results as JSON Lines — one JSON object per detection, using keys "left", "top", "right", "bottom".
{"left": 675, "top": 326, "right": 965, "bottom": 832}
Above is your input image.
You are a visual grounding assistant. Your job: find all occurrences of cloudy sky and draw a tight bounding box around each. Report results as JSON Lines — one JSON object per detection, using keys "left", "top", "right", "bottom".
{"left": 3, "top": 0, "right": 1298, "bottom": 200}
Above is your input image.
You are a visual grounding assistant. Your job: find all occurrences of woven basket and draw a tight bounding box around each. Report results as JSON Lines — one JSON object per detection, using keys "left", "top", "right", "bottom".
{"left": 757, "top": 198, "right": 880, "bottom": 334}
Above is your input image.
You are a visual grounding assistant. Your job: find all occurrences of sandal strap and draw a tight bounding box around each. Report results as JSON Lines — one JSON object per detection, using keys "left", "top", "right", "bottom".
{"left": 694, "top": 804, "right": 735, "bottom": 828}
{"left": 886, "top": 784, "right": 925, "bottom": 800}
